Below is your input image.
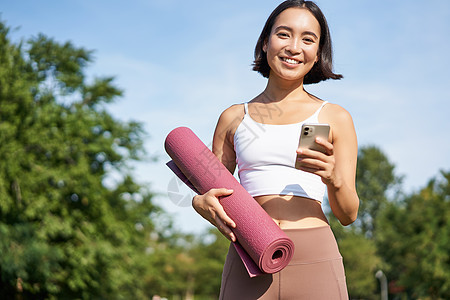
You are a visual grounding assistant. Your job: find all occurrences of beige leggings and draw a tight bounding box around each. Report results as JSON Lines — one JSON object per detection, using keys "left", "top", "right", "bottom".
{"left": 219, "top": 226, "right": 348, "bottom": 300}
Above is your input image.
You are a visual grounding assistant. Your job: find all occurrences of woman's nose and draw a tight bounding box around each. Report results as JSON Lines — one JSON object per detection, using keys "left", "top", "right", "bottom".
{"left": 286, "top": 38, "right": 301, "bottom": 55}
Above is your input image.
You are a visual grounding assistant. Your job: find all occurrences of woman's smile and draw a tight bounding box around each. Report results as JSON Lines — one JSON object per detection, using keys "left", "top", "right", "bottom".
{"left": 280, "top": 57, "right": 301, "bottom": 65}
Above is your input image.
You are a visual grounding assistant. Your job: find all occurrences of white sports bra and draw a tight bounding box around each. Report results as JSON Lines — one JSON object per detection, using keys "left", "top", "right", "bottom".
{"left": 233, "top": 101, "right": 328, "bottom": 202}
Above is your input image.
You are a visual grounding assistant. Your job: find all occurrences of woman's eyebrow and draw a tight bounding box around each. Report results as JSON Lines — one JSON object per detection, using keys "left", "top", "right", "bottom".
{"left": 302, "top": 31, "right": 319, "bottom": 39}
{"left": 274, "top": 25, "right": 293, "bottom": 32}
{"left": 274, "top": 26, "right": 319, "bottom": 39}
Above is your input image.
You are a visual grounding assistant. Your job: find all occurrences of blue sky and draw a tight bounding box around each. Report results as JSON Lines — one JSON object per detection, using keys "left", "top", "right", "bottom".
{"left": 2, "top": 0, "right": 450, "bottom": 233}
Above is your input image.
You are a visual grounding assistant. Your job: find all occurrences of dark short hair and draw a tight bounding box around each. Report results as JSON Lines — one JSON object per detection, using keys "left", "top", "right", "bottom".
{"left": 252, "top": 0, "right": 342, "bottom": 84}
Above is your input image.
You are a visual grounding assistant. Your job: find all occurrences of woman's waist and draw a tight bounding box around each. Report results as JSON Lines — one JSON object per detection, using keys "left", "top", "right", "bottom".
{"left": 254, "top": 194, "right": 329, "bottom": 229}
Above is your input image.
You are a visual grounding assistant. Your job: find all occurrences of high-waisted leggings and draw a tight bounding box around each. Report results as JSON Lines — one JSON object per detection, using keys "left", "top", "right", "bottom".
{"left": 219, "top": 226, "right": 348, "bottom": 300}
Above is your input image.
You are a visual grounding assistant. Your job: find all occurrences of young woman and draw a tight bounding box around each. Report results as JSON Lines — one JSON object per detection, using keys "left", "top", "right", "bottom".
{"left": 192, "top": 1, "right": 359, "bottom": 298}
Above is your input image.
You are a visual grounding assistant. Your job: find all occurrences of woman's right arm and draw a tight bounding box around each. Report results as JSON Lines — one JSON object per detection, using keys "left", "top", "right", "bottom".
{"left": 192, "top": 104, "right": 243, "bottom": 242}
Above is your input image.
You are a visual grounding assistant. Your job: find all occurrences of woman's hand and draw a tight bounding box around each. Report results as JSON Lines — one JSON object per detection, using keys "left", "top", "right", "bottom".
{"left": 296, "top": 137, "right": 339, "bottom": 187}
{"left": 192, "top": 188, "right": 237, "bottom": 242}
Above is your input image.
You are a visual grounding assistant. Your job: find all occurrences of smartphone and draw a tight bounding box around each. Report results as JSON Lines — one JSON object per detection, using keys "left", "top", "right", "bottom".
{"left": 295, "top": 123, "right": 330, "bottom": 169}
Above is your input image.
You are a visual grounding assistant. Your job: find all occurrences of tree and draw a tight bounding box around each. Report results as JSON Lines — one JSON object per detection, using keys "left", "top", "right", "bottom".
{"left": 0, "top": 21, "right": 158, "bottom": 298}
{"left": 355, "top": 145, "right": 402, "bottom": 238}
{"left": 190, "top": 228, "right": 230, "bottom": 297}
{"left": 142, "top": 227, "right": 229, "bottom": 299}
{"left": 329, "top": 216, "right": 382, "bottom": 299}
{"left": 376, "top": 171, "right": 450, "bottom": 299}
{"left": 338, "top": 228, "right": 382, "bottom": 299}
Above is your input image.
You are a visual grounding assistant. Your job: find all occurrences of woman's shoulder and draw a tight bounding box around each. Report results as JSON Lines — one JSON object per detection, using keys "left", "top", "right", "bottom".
{"left": 215, "top": 103, "right": 246, "bottom": 138}
{"left": 321, "top": 102, "right": 356, "bottom": 143}
{"left": 217, "top": 103, "right": 245, "bottom": 126}
{"left": 322, "top": 102, "right": 354, "bottom": 124}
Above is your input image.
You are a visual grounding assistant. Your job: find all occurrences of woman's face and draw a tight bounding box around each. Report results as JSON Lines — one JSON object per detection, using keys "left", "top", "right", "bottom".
{"left": 264, "top": 8, "right": 321, "bottom": 82}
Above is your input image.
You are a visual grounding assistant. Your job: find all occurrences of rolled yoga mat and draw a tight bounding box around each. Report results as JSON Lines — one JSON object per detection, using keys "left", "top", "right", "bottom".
{"left": 165, "top": 126, "right": 295, "bottom": 277}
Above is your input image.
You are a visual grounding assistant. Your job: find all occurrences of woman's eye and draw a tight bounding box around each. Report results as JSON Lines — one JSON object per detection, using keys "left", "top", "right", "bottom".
{"left": 277, "top": 32, "right": 289, "bottom": 38}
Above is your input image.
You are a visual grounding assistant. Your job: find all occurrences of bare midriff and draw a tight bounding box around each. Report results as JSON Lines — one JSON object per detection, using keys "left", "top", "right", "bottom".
{"left": 254, "top": 195, "right": 329, "bottom": 229}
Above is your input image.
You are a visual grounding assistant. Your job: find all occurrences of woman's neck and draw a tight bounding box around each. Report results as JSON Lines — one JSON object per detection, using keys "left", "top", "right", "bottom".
{"left": 263, "top": 76, "right": 309, "bottom": 103}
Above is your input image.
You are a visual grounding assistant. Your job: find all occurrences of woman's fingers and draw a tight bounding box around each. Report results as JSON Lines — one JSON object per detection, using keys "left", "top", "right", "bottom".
{"left": 192, "top": 188, "right": 236, "bottom": 241}
{"left": 297, "top": 157, "right": 328, "bottom": 169}
{"left": 296, "top": 149, "right": 329, "bottom": 165}
{"left": 216, "top": 189, "right": 236, "bottom": 227}
{"left": 210, "top": 188, "right": 236, "bottom": 241}
{"left": 296, "top": 138, "right": 335, "bottom": 183}
{"left": 214, "top": 215, "right": 236, "bottom": 242}
{"left": 315, "top": 137, "right": 333, "bottom": 155}
{"left": 297, "top": 138, "right": 332, "bottom": 157}
{"left": 210, "top": 187, "right": 234, "bottom": 198}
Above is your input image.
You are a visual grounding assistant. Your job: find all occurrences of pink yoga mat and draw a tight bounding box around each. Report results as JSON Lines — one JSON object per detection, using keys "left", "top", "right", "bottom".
{"left": 165, "top": 127, "right": 294, "bottom": 277}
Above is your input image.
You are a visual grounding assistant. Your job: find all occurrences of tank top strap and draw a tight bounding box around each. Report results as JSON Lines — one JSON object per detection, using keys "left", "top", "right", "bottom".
{"left": 243, "top": 102, "right": 249, "bottom": 115}
{"left": 311, "top": 101, "right": 328, "bottom": 119}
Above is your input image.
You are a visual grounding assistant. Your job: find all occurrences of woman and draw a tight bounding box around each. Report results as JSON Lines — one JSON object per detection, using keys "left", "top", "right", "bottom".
{"left": 192, "top": 1, "right": 359, "bottom": 299}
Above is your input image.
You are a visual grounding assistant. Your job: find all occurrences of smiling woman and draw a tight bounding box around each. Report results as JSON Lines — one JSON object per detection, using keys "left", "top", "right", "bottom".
{"left": 190, "top": 0, "right": 358, "bottom": 299}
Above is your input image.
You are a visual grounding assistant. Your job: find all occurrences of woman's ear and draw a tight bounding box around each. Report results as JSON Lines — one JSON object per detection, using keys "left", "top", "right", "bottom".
{"left": 263, "top": 39, "right": 268, "bottom": 53}
{"left": 314, "top": 52, "right": 320, "bottom": 63}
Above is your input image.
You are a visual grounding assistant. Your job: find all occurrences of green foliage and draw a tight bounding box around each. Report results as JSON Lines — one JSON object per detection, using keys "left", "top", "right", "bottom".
{"left": 355, "top": 145, "right": 402, "bottom": 237}
{"left": 332, "top": 145, "right": 450, "bottom": 299}
{"left": 376, "top": 171, "right": 450, "bottom": 299}
{"left": 331, "top": 219, "right": 382, "bottom": 300}
{"left": 0, "top": 20, "right": 157, "bottom": 299}
{"left": 143, "top": 227, "right": 229, "bottom": 299}
{"left": 190, "top": 229, "right": 230, "bottom": 296}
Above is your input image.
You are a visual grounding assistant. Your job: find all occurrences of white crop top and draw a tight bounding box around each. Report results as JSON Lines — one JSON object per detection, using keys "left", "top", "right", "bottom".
{"left": 233, "top": 101, "right": 328, "bottom": 202}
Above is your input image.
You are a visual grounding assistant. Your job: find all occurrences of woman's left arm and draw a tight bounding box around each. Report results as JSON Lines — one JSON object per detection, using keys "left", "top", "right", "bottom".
{"left": 325, "top": 104, "right": 359, "bottom": 225}
{"left": 297, "top": 104, "right": 359, "bottom": 225}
